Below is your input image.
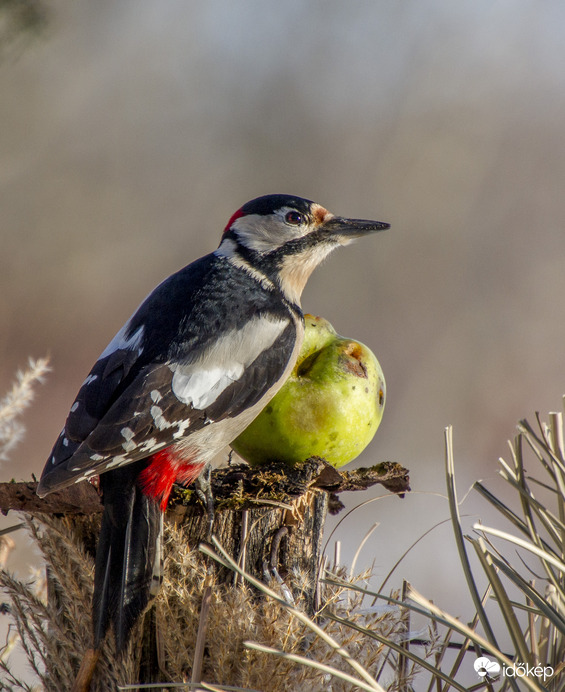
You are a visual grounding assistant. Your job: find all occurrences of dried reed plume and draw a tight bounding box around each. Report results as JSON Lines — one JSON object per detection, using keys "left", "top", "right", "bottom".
{"left": 156, "top": 526, "right": 403, "bottom": 691}
{"left": 1, "top": 514, "right": 403, "bottom": 691}
{"left": 0, "top": 358, "right": 50, "bottom": 462}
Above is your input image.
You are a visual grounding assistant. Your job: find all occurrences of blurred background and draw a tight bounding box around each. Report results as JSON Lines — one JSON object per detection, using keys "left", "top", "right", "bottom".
{"left": 2, "top": 0, "right": 565, "bottom": 680}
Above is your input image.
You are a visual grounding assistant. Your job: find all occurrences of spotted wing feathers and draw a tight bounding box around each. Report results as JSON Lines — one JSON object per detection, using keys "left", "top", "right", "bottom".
{"left": 38, "top": 315, "right": 297, "bottom": 496}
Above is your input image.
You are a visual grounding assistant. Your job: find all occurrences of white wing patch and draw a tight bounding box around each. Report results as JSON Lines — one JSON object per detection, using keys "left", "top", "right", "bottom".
{"left": 120, "top": 426, "right": 137, "bottom": 451}
{"left": 150, "top": 390, "right": 163, "bottom": 403}
{"left": 173, "top": 419, "right": 191, "bottom": 439}
{"left": 170, "top": 315, "right": 289, "bottom": 409}
{"left": 172, "top": 366, "right": 242, "bottom": 410}
{"left": 150, "top": 405, "right": 172, "bottom": 431}
{"left": 100, "top": 322, "right": 145, "bottom": 359}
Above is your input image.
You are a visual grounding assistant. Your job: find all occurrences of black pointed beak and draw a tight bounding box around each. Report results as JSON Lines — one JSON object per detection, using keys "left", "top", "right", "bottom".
{"left": 321, "top": 215, "right": 390, "bottom": 238}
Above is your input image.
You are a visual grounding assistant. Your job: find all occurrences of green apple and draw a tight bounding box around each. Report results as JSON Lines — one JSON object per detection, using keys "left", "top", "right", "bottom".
{"left": 231, "top": 314, "right": 385, "bottom": 468}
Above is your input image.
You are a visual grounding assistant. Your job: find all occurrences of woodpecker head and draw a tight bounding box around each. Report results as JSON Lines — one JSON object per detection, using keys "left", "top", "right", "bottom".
{"left": 219, "top": 194, "right": 389, "bottom": 304}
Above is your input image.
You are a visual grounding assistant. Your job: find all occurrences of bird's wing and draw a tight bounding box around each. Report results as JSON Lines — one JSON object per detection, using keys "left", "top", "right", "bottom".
{"left": 38, "top": 313, "right": 297, "bottom": 495}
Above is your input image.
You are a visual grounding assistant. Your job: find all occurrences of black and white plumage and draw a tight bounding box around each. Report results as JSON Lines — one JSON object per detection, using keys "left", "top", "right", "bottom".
{"left": 37, "top": 193, "right": 389, "bottom": 653}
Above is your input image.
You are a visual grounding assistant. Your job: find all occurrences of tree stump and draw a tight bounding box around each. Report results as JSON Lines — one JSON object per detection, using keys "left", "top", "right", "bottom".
{"left": 169, "top": 489, "right": 328, "bottom": 611}
{"left": 0, "top": 458, "right": 409, "bottom": 690}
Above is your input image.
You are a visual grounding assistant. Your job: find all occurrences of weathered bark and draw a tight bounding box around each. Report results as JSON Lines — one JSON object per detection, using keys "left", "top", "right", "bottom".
{"left": 174, "top": 489, "right": 329, "bottom": 602}
{"left": 0, "top": 459, "right": 409, "bottom": 517}
{"left": 138, "top": 487, "right": 331, "bottom": 686}
{"left": 0, "top": 459, "right": 410, "bottom": 688}
{"left": 0, "top": 481, "right": 103, "bottom": 515}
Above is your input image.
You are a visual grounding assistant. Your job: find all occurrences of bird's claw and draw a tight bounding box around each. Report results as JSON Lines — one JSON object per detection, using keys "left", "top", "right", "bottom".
{"left": 262, "top": 526, "right": 295, "bottom": 606}
{"left": 194, "top": 464, "right": 215, "bottom": 536}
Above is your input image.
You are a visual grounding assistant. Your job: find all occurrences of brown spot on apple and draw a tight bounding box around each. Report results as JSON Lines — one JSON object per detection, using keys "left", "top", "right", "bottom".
{"left": 340, "top": 342, "right": 368, "bottom": 378}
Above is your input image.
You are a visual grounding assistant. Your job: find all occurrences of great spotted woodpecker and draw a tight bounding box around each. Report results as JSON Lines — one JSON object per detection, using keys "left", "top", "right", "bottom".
{"left": 37, "top": 193, "right": 388, "bottom": 652}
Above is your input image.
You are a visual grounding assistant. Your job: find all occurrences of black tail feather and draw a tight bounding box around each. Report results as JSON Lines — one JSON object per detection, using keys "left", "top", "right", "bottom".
{"left": 93, "top": 461, "right": 163, "bottom": 652}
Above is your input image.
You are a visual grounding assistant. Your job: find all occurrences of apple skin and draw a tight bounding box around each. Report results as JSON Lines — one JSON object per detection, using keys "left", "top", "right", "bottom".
{"left": 231, "top": 314, "right": 385, "bottom": 468}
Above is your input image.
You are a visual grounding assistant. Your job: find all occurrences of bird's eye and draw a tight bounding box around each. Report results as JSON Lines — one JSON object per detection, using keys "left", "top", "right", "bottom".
{"left": 284, "top": 211, "right": 303, "bottom": 226}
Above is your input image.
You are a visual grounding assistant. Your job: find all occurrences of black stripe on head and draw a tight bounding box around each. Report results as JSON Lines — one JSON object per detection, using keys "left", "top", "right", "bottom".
{"left": 240, "top": 194, "right": 314, "bottom": 218}
{"left": 235, "top": 224, "right": 333, "bottom": 262}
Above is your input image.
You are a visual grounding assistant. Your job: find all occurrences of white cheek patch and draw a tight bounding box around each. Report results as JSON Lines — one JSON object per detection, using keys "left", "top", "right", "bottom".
{"left": 170, "top": 315, "right": 289, "bottom": 410}
{"left": 230, "top": 212, "right": 306, "bottom": 252}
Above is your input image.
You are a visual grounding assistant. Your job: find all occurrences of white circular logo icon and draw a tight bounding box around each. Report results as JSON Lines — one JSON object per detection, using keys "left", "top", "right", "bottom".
{"left": 474, "top": 656, "right": 501, "bottom": 677}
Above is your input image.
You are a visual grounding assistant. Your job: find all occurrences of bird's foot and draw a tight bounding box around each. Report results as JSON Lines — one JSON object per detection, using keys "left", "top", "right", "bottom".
{"left": 194, "top": 463, "right": 215, "bottom": 536}
{"left": 262, "top": 526, "right": 295, "bottom": 606}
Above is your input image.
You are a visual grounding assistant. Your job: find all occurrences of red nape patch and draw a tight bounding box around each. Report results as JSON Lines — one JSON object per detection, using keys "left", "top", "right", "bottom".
{"left": 139, "top": 448, "right": 205, "bottom": 512}
{"left": 223, "top": 208, "right": 244, "bottom": 233}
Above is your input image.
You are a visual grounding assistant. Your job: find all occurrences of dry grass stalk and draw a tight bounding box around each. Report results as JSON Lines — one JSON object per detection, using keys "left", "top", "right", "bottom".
{"left": 1, "top": 515, "right": 141, "bottom": 691}
{"left": 0, "top": 357, "right": 49, "bottom": 462}
{"left": 0, "top": 515, "right": 402, "bottom": 691}
{"left": 156, "top": 524, "right": 402, "bottom": 691}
